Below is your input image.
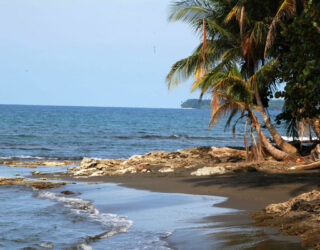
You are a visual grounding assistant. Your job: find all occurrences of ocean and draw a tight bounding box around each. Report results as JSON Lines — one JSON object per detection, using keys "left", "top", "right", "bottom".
{"left": 0, "top": 104, "right": 288, "bottom": 161}
{"left": 0, "top": 105, "right": 304, "bottom": 249}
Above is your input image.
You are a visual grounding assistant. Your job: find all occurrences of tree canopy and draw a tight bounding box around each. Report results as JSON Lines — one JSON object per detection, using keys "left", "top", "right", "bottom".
{"left": 167, "top": 0, "right": 320, "bottom": 161}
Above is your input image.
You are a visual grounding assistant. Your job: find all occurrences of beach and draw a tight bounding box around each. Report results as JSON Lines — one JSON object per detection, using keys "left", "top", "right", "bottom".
{"left": 1, "top": 161, "right": 312, "bottom": 249}
{"left": 25, "top": 157, "right": 320, "bottom": 249}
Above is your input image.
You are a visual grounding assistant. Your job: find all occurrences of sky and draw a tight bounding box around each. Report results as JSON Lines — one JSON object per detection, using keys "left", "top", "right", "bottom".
{"left": 0, "top": 0, "right": 202, "bottom": 108}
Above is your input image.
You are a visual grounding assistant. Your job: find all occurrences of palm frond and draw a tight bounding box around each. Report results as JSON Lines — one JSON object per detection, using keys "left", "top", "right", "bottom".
{"left": 209, "top": 97, "right": 246, "bottom": 127}
{"left": 264, "top": 0, "right": 297, "bottom": 57}
{"left": 168, "top": 1, "right": 209, "bottom": 23}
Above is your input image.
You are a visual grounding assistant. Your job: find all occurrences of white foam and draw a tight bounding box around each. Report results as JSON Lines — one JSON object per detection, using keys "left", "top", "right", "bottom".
{"left": 0, "top": 155, "right": 46, "bottom": 160}
{"left": 38, "top": 242, "right": 54, "bottom": 248}
{"left": 78, "top": 243, "right": 93, "bottom": 250}
{"left": 282, "top": 136, "right": 318, "bottom": 142}
{"left": 35, "top": 190, "right": 133, "bottom": 239}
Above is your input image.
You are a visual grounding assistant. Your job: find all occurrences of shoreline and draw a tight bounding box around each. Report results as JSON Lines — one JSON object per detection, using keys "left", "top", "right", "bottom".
{"left": 4, "top": 145, "right": 320, "bottom": 249}
{"left": 33, "top": 171, "right": 315, "bottom": 249}
{"left": 37, "top": 171, "right": 320, "bottom": 211}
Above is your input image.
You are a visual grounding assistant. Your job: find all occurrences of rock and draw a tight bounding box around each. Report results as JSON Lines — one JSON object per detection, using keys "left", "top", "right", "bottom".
{"left": 265, "top": 190, "right": 320, "bottom": 216}
{"left": 311, "top": 144, "right": 320, "bottom": 161}
{"left": 90, "top": 171, "right": 105, "bottom": 177}
{"left": 159, "top": 167, "right": 174, "bottom": 173}
{"left": 41, "top": 161, "right": 66, "bottom": 167}
{"left": 128, "top": 155, "right": 143, "bottom": 161}
{"left": 61, "top": 190, "right": 75, "bottom": 195}
{"left": 81, "top": 158, "right": 99, "bottom": 169}
{"left": 191, "top": 166, "right": 229, "bottom": 176}
{"left": 25, "top": 165, "right": 38, "bottom": 168}
{"left": 32, "top": 171, "right": 40, "bottom": 175}
{"left": 191, "top": 165, "right": 256, "bottom": 176}
{"left": 252, "top": 190, "right": 320, "bottom": 249}
{"left": 136, "top": 164, "right": 152, "bottom": 173}
{"left": 0, "top": 177, "right": 66, "bottom": 189}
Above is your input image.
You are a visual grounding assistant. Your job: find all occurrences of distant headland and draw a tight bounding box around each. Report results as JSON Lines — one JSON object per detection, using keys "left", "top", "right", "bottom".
{"left": 181, "top": 99, "right": 211, "bottom": 109}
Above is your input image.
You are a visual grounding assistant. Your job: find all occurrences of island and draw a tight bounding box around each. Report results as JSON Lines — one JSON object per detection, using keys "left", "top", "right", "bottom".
{"left": 181, "top": 99, "right": 211, "bottom": 109}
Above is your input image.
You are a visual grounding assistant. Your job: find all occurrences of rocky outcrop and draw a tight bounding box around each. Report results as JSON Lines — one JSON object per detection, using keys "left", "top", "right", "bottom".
{"left": 68, "top": 146, "right": 247, "bottom": 177}
{"left": 0, "top": 177, "right": 66, "bottom": 189}
{"left": 252, "top": 190, "right": 320, "bottom": 249}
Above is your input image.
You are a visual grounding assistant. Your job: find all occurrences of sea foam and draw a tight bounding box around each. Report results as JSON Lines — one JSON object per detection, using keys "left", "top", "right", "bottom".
{"left": 35, "top": 189, "right": 133, "bottom": 243}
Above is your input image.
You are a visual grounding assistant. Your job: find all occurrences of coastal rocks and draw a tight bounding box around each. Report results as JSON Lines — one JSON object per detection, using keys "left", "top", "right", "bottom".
{"left": 252, "top": 190, "right": 320, "bottom": 249}
{"left": 0, "top": 177, "right": 66, "bottom": 189}
{"left": 67, "top": 146, "right": 247, "bottom": 177}
{"left": 81, "top": 158, "right": 99, "bottom": 169}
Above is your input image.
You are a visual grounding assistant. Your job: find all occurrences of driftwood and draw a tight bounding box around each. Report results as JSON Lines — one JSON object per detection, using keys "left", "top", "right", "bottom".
{"left": 290, "top": 144, "right": 320, "bottom": 171}
{"left": 290, "top": 160, "right": 320, "bottom": 171}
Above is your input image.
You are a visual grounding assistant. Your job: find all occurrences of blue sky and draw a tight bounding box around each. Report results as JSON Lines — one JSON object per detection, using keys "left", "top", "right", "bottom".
{"left": 0, "top": 0, "right": 202, "bottom": 108}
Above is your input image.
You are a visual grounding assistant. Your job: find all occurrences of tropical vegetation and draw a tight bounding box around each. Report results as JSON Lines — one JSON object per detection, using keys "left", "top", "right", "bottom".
{"left": 166, "top": 0, "right": 320, "bottom": 162}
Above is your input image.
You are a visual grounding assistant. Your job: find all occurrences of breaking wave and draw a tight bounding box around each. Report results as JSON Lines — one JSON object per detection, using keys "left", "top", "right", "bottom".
{"left": 282, "top": 136, "right": 318, "bottom": 142}
{"left": 34, "top": 189, "right": 133, "bottom": 247}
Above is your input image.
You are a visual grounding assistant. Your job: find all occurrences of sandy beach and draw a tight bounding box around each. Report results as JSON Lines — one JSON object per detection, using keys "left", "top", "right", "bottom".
{"left": 29, "top": 166, "right": 319, "bottom": 249}
{"left": 40, "top": 171, "right": 320, "bottom": 210}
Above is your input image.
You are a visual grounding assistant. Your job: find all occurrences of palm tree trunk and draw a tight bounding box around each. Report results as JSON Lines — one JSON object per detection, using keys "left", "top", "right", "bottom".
{"left": 311, "top": 118, "right": 320, "bottom": 139}
{"left": 254, "top": 90, "right": 298, "bottom": 154}
{"left": 250, "top": 110, "right": 291, "bottom": 161}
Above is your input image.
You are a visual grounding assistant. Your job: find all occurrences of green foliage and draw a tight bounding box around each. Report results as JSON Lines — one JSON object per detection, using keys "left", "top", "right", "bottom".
{"left": 275, "top": 0, "right": 320, "bottom": 123}
{"left": 167, "top": 0, "right": 320, "bottom": 147}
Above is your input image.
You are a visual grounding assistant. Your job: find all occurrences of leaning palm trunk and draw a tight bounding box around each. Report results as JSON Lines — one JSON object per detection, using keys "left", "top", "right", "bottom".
{"left": 310, "top": 118, "right": 320, "bottom": 139}
{"left": 250, "top": 110, "right": 291, "bottom": 161}
{"left": 254, "top": 90, "right": 298, "bottom": 154}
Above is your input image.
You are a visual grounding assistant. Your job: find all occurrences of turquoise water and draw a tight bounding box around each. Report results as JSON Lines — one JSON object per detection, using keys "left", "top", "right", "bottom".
{"left": 0, "top": 104, "right": 285, "bottom": 160}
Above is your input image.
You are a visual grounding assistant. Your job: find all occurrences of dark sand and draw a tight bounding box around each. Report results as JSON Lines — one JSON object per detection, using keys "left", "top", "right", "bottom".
{"left": 36, "top": 170, "right": 320, "bottom": 249}
{"left": 43, "top": 170, "right": 320, "bottom": 210}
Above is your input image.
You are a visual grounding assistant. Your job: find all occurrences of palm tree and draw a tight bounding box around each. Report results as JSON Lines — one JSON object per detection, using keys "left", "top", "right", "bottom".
{"left": 167, "top": 0, "right": 298, "bottom": 156}
{"left": 193, "top": 62, "right": 291, "bottom": 160}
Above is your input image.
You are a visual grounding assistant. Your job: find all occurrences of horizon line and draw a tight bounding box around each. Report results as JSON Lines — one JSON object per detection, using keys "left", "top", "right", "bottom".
{"left": 0, "top": 103, "right": 188, "bottom": 110}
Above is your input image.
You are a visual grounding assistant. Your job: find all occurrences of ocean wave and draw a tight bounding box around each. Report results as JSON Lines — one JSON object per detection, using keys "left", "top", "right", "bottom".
{"left": 35, "top": 189, "right": 133, "bottom": 244}
{"left": 282, "top": 136, "right": 318, "bottom": 142}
